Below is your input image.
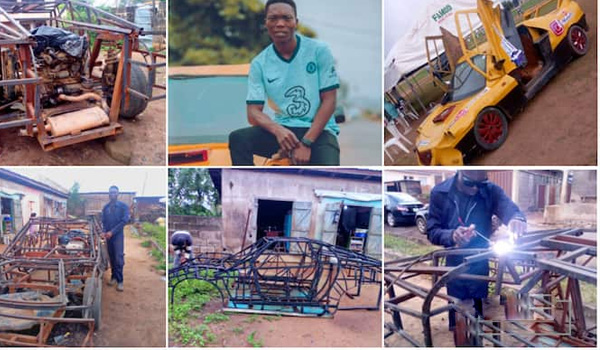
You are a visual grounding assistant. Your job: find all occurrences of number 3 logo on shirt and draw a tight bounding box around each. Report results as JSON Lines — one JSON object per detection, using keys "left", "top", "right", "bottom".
{"left": 284, "top": 86, "right": 311, "bottom": 117}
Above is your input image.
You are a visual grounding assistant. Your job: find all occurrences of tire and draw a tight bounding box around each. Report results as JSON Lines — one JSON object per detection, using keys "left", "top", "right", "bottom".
{"left": 83, "top": 277, "right": 102, "bottom": 329}
{"left": 567, "top": 25, "right": 589, "bottom": 57}
{"left": 92, "top": 280, "right": 102, "bottom": 330}
{"left": 473, "top": 107, "right": 508, "bottom": 151}
{"left": 386, "top": 212, "right": 397, "bottom": 227}
{"left": 118, "top": 64, "right": 149, "bottom": 119}
{"left": 416, "top": 217, "right": 427, "bottom": 235}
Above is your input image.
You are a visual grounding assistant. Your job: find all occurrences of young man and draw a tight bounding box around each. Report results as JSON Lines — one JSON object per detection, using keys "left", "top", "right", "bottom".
{"left": 229, "top": 0, "right": 340, "bottom": 165}
{"left": 102, "top": 185, "right": 130, "bottom": 292}
{"left": 426, "top": 170, "right": 527, "bottom": 333}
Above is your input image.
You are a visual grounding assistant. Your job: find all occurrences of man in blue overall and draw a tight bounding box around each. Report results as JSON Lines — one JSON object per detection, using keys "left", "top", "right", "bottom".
{"left": 102, "top": 185, "right": 130, "bottom": 292}
{"left": 426, "top": 170, "right": 527, "bottom": 332}
{"left": 229, "top": 0, "right": 340, "bottom": 165}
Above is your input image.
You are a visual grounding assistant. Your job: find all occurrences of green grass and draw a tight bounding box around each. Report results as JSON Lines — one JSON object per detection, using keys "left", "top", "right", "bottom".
{"left": 172, "top": 323, "right": 216, "bottom": 347}
{"left": 232, "top": 326, "right": 244, "bottom": 335}
{"left": 204, "top": 312, "right": 230, "bottom": 324}
{"left": 247, "top": 331, "right": 263, "bottom": 348}
{"left": 142, "top": 222, "right": 166, "bottom": 250}
{"left": 384, "top": 234, "right": 437, "bottom": 256}
{"left": 141, "top": 240, "right": 152, "bottom": 248}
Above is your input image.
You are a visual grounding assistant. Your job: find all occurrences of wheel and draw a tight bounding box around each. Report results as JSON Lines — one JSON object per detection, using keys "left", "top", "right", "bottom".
{"left": 386, "top": 212, "right": 397, "bottom": 227}
{"left": 83, "top": 277, "right": 102, "bottom": 330}
{"left": 416, "top": 216, "right": 427, "bottom": 234}
{"left": 473, "top": 107, "right": 508, "bottom": 151}
{"left": 120, "top": 64, "right": 149, "bottom": 119}
{"left": 568, "top": 25, "right": 588, "bottom": 57}
{"left": 92, "top": 279, "right": 103, "bottom": 330}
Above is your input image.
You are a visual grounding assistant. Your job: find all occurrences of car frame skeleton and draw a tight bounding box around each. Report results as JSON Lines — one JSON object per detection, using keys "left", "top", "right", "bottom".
{"left": 169, "top": 237, "right": 382, "bottom": 317}
{"left": 0, "top": 0, "right": 165, "bottom": 151}
{"left": 0, "top": 216, "right": 106, "bottom": 347}
{"left": 384, "top": 228, "right": 597, "bottom": 347}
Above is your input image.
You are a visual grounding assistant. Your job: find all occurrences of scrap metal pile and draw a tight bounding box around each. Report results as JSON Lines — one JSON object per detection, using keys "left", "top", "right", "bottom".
{"left": 385, "top": 228, "right": 597, "bottom": 347}
{"left": 169, "top": 237, "right": 382, "bottom": 317}
{"left": 0, "top": 217, "right": 106, "bottom": 347}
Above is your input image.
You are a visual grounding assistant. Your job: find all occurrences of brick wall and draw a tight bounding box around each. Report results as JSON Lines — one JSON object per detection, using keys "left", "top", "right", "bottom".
{"left": 168, "top": 215, "right": 223, "bottom": 253}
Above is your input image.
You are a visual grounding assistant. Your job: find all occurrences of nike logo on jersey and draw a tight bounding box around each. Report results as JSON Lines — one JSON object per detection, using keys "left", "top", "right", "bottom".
{"left": 267, "top": 77, "right": 279, "bottom": 83}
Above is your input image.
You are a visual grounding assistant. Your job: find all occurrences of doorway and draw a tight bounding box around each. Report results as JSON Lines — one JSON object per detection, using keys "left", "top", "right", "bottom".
{"left": 256, "top": 199, "right": 294, "bottom": 242}
{"left": 336, "top": 205, "right": 372, "bottom": 254}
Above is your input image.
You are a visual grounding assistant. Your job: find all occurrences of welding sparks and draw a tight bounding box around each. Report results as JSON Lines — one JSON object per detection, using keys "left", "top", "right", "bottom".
{"left": 493, "top": 240, "right": 514, "bottom": 255}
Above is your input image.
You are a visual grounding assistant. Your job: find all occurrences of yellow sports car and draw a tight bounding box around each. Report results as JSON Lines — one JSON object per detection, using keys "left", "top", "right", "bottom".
{"left": 415, "top": 0, "right": 588, "bottom": 165}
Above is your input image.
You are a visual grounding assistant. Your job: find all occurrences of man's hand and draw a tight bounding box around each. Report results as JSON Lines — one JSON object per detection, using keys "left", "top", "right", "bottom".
{"left": 507, "top": 218, "right": 527, "bottom": 241}
{"left": 453, "top": 224, "right": 475, "bottom": 246}
{"left": 292, "top": 144, "right": 311, "bottom": 164}
{"left": 274, "top": 125, "right": 300, "bottom": 151}
{"left": 102, "top": 231, "right": 113, "bottom": 240}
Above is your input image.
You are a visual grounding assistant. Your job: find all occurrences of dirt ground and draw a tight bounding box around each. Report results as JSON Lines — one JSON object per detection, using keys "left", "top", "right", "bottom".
{"left": 94, "top": 227, "right": 166, "bottom": 347}
{"left": 386, "top": 0, "right": 597, "bottom": 166}
{"left": 170, "top": 285, "right": 382, "bottom": 348}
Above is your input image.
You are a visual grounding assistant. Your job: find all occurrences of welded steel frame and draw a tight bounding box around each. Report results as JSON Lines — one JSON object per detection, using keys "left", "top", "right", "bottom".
{"left": 0, "top": 0, "right": 165, "bottom": 151}
{"left": 0, "top": 216, "right": 106, "bottom": 347}
{"left": 384, "top": 228, "right": 597, "bottom": 347}
{"left": 169, "top": 237, "right": 382, "bottom": 317}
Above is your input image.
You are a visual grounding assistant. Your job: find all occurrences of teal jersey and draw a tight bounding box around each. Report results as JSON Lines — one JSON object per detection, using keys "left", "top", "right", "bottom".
{"left": 246, "top": 35, "right": 340, "bottom": 136}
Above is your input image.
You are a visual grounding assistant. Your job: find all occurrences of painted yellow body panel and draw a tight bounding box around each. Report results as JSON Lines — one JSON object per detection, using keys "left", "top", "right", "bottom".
{"left": 520, "top": 0, "right": 585, "bottom": 50}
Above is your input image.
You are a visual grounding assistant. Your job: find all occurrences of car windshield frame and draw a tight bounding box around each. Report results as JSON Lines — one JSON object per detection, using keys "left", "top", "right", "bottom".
{"left": 449, "top": 55, "right": 487, "bottom": 102}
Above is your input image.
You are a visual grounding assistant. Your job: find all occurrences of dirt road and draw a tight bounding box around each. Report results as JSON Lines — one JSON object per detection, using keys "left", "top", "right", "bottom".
{"left": 386, "top": 0, "right": 597, "bottom": 166}
{"left": 170, "top": 284, "right": 382, "bottom": 348}
{"left": 0, "top": 92, "right": 165, "bottom": 165}
{"left": 94, "top": 227, "right": 166, "bottom": 347}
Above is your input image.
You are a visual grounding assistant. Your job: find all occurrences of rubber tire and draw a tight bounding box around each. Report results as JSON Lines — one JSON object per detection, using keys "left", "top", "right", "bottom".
{"left": 567, "top": 25, "right": 589, "bottom": 57}
{"left": 119, "top": 64, "right": 149, "bottom": 119}
{"left": 386, "top": 212, "right": 397, "bottom": 227}
{"left": 83, "top": 277, "right": 102, "bottom": 330}
{"left": 473, "top": 107, "right": 508, "bottom": 151}
{"left": 92, "top": 279, "right": 102, "bottom": 330}
{"left": 416, "top": 217, "right": 427, "bottom": 235}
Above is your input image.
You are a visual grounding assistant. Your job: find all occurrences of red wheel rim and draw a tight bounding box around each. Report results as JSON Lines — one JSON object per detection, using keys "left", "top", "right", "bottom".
{"left": 477, "top": 111, "right": 504, "bottom": 144}
{"left": 571, "top": 27, "right": 586, "bottom": 52}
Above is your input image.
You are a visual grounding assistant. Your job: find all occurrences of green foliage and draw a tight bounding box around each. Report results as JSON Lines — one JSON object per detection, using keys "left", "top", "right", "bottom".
{"left": 142, "top": 223, "right": 166, "bottom": 250}
{"left": 204, "top": 312, "right": 230, "bottom": 324}
{"left": 141, "top": 240, "right": 152, "bottom": 248}
{"left": 247, "top": 331, "right": 263, "bottom": 348}
{"left": 169, "top": 0, "right": 316, "bottom": 66}
{"left": 232, "top": 326, "right": 244, "bottom": 335}
{"left": 67, "top": 182, "right": 84, "bottom": 217}
{"left": 172, "top": 323, "right": 216, "bottom": 346}
{"left": 169, "top": 168, "right": 220, "bottom": 216}
{"left": 384, "top": 234, "right": 437, "bottom": 256}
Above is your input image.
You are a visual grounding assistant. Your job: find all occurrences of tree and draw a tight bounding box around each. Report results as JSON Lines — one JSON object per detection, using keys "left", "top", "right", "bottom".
{"left": 169, "top": 0, "right": 316, "bottom": 66}
{"left": 67, "top": 182, "right": 84, "bottom": 217}
{"left": 169, "top": 169, "right": 220, "bottom": 216}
